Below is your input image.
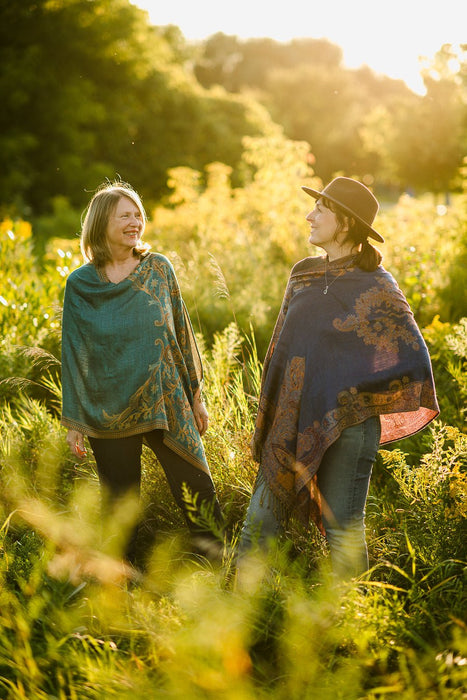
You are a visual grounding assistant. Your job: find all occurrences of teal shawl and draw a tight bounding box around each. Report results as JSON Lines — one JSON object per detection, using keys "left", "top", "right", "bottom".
{"left": 61, "top": 252, "right": 208, "bottom": 473}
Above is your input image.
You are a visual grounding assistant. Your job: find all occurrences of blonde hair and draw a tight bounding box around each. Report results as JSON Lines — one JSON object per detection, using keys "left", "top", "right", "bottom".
{"left": 80, "top": 181, "right": 151, "bottom": 267}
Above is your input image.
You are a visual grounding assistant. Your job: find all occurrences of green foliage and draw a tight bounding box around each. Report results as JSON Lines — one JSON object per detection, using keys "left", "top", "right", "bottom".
{"left": 377, "top": 193, "right": 464, "bottom": 326}
{"left": 439, "top": 166, "right": 467, "bottom": 321}
{"left": 146, "top": 136, "right": 317, "bottom": 354}
{"left": 445, "top": 318, "right": 467, "bottom": 410}
{"left": 2, "top": 2, "right": 466, "bottom": 230}
{"left": 359, "top": 44, "right": 467, "bottom": 196}
{"left": 0, "top": 0, "right": 277, "bottom": 219}
{"left": 1, "top": 173, "right": 466, "bottom": 697}
{"left": 372, "top": 424, "right": 467, "bottom": 570}
{"left": 141, "top": 138, "right": 467, "bottom": 357}
{"left": 422, "top": 317, "right": 467, "bottom": 429}
{"left": 0, "top": 370, "right": 466, "bottom": 697}
{"left": 0, "top": 219, "right": 67, "bottom": 407}
{"left": 194, "top": 36, "right": 467, "bottom": 192}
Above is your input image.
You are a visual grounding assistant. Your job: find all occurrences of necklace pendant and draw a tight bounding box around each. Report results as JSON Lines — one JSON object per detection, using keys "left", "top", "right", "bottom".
{"left": 323, "top": 287, "right": 328, "bottom": 295}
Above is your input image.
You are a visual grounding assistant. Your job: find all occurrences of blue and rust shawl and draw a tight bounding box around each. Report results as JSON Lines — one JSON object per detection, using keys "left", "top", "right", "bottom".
{"left": 61, "top": 252, "right": 208, "bottom": 473}
{"left": 252, "top": 254, "right": 439, "bottom": 526}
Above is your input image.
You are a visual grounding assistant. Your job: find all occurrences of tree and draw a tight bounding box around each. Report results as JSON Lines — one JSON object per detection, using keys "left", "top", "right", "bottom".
{"left": 194, "top": 34, "right": 342, "bottom": 92}
{"left": 384, "top": 45, "right": 466, "bottom": 194}
{"left": 0, "top": 0, "right": 163, "bottom": 214}
{"left": 0, "top": 0, "right": 276, "bottom": 221}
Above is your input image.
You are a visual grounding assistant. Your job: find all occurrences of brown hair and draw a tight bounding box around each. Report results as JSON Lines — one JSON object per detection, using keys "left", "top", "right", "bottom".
{"left": 322, "top": 196, "right": 382, "bottom": 272}
{"left": 80, "top": 181, "right": 151, "bottom": 267}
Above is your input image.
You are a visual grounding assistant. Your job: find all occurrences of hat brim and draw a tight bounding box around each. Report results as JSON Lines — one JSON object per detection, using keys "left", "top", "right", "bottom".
{"left": 302, "top": 186, "right": 385, "bottom": 243}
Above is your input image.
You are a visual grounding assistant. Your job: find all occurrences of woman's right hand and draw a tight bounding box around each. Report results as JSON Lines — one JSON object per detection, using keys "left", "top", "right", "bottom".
{"left": 192, "top": 388, "right": 209, "bottom": 436}
{"left": 66, "top": 429, "right": 86, "bottom": 458}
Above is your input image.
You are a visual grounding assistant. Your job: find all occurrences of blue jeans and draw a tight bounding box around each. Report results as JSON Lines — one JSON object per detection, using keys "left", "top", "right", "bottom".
{"left": 238, "top": 417, "right": 381, "bottom": 578}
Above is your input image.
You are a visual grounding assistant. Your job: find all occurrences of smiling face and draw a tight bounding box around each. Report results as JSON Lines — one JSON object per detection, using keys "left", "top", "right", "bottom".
{"left": 307, "top": 198, "right": 339, "bottom": 244}
{"left": 306, "top": 198, "right": 353, "bottom": 260}
{"left": 106, "top": 195, "right": 144, "bottom": 256}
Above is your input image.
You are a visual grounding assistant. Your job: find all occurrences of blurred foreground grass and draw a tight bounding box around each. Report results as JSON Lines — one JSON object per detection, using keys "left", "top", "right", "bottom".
{"left": 0, "top": 323, "right": 466, "bottom": 699}
{"left": 1, "top": 172, "right": 466, "bottom": 697}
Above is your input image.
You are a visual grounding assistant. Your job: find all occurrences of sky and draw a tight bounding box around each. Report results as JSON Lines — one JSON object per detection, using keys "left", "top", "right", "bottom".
{"left": 133, "top": 0, "right": 465, "bottom": 94}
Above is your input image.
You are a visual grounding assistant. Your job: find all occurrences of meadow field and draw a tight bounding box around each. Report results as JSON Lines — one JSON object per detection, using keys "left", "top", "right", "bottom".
{"left": 0, "top": 153, "right": 466, "bottom": 698}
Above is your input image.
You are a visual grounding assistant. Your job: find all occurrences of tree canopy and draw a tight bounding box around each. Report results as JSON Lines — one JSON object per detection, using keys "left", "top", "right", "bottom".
{"left": 193, "top": 34, "right": 466, "bottom": 191}
{"left": 0, "top": 1, "right": 465, "bottom": 225}
{"left": 0, "top": 0, "right": 276, "bottom": 217}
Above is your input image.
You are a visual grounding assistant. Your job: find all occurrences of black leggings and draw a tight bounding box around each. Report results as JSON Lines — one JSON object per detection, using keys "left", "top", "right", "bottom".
{"left": 88, "top": 430, "right": 223, "bottom": 559}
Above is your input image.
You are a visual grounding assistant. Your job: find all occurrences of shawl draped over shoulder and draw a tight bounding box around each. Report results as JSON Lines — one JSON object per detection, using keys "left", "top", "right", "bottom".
{"left": 252, "top": 255, "right": 439, "bottom": 526}
{"left": 61, "top": 252, "right": 209, "bottom": 473}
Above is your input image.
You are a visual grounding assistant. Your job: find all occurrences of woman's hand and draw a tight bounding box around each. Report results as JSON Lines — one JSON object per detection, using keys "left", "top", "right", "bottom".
{"left": 66, "top": 429, "right": 87, "bottom": 458}
{"left": 193, "top": 389, "right": 209, "bottom": 436}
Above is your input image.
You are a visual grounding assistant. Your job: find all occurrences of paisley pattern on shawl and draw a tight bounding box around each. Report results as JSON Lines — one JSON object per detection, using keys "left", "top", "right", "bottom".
{"left": 252, "top": 255, "right": 439, "bottom": 525}
{"left": 61, "top": 253, "right": 208, "bottom": 473}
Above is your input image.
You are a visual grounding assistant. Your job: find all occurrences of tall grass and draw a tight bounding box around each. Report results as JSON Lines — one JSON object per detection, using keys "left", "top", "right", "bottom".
{"left": 1, "top": 180, "right": 466, "bottom": 697}
{"left": 0, "top": 324, "right": 466, "bottom": 699}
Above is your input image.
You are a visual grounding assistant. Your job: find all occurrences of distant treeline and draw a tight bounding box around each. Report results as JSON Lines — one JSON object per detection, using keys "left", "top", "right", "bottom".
{"left": 1, "top": 0, "right": 465, "bottom": 227}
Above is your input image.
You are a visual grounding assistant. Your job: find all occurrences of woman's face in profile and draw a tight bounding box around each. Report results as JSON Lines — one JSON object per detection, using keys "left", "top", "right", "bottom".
{"left": 306, "top": 198, "right": 340, "bottom": 247}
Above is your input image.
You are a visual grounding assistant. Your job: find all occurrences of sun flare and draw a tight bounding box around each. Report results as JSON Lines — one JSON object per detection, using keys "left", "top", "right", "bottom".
{"left": 133, "top": 0, "right": 465, "bottom": 94}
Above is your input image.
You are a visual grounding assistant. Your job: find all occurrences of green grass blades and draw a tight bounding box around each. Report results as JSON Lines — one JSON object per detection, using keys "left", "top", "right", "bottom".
{"left": 0, "top": 186, "right": 466, "bottom": 697}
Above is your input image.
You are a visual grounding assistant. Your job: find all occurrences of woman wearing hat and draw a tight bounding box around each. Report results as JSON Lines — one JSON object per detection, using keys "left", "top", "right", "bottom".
{"left": 238, "top": 177, "right": 439, "bottom": 578}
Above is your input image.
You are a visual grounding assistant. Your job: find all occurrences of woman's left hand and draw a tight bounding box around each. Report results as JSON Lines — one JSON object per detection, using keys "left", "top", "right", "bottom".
{"left": 193, "top": 391, "right": 209, "bottom": 436}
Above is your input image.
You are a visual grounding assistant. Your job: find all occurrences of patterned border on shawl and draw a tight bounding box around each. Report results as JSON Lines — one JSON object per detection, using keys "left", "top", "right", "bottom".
{"left": 259, "top": 368, "right": 437, "bottom": 526}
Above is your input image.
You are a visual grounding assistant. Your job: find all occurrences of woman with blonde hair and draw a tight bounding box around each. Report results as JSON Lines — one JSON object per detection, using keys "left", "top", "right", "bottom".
{"left": 61, "top": 181, "right": 222, "bottom": 566}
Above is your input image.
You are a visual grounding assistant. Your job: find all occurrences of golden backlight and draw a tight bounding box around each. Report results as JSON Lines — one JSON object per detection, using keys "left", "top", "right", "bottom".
{"left": 133, "top": 0, "right": 465, "bottom": 94}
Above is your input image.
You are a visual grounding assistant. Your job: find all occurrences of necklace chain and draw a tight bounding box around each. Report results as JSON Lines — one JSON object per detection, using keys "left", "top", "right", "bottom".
{"left": 323, "top": 257, "right": 355, "bottom": 295}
